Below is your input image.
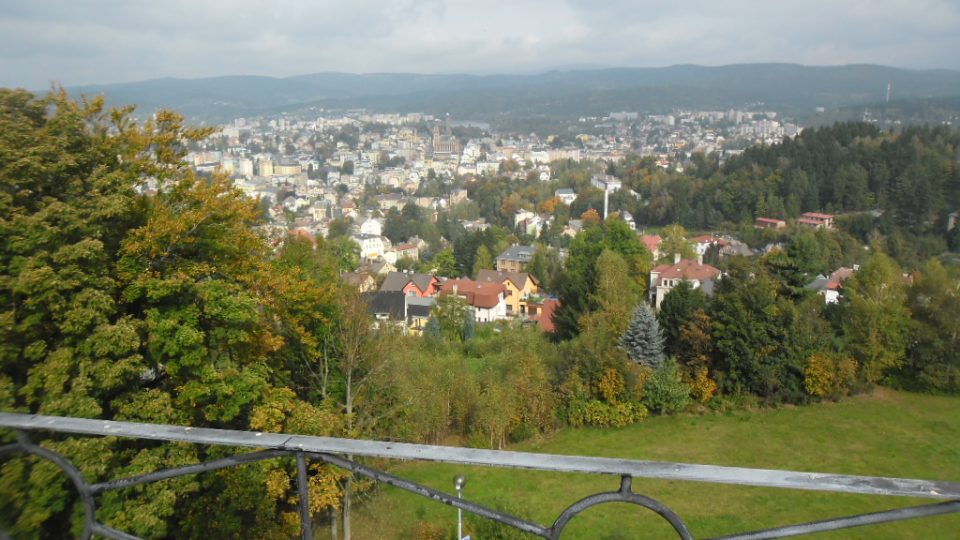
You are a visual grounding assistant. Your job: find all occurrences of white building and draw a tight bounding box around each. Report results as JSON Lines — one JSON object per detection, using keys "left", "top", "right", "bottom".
{"left": 591, "top": 174, "right": 622, "bottom": 192}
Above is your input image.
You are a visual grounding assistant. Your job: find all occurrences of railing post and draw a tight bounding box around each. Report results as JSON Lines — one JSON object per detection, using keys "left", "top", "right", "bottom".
{"left": 296, "top": 452, "right": 313, "bottom": 540}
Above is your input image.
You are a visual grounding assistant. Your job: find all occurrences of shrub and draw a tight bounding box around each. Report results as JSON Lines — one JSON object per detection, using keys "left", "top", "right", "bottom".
{"left": 804, "top": 352, "right": 858, "bottom": 399}
{"left": 566, "top": 399, "right": 648, "bottom": 428}
{"left": 642, "top": 359, "right": 691, "bottom": 414}
{"left": 688, "top": 367, "right": 718, "bottom": 403}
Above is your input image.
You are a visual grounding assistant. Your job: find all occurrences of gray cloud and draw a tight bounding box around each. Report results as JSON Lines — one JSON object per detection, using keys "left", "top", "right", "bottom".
{"left": 2, "top": 0, "right": 958, "bottom": 89}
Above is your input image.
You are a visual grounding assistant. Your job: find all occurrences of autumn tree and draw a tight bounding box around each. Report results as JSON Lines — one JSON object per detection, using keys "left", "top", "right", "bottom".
{"left": 0, "top": 90, "right": 344, "bottom": 538}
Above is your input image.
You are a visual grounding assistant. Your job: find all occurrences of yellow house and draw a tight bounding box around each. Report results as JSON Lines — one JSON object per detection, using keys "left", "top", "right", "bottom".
{"left": 476, "top": 270, "right": 540, "bottom": 316}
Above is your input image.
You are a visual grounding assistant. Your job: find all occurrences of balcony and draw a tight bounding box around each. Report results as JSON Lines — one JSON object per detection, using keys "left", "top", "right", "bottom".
{"left": 1, "top": 412, "right": 958, "bottom": 539}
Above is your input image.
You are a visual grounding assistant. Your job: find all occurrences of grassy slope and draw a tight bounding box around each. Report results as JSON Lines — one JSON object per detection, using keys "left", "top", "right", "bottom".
{"left": 343, "top": 389, "right": 960, "bottom": 539}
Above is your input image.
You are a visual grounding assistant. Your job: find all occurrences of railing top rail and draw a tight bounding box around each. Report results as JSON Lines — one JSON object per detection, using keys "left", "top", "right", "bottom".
{"left": 2, "top": 412, "right": 957, "bottom": 500}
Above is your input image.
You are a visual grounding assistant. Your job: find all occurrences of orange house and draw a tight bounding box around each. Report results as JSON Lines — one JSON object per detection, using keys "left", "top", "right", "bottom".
{"left": 380, "top": 272, "right": 441, "bottom": 297}
{"left": 476, "top": 269, "right": 540, "bottom": 316}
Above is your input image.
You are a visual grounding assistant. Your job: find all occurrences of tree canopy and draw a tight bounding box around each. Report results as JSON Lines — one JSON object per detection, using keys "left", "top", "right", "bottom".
{"left": 0, "top": 89, "right": 345, "bottom": 538}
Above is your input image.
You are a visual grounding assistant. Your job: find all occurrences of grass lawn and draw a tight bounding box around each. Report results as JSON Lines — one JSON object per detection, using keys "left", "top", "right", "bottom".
{"left": 338, "top": 389, "right": 960, "bottom": 539}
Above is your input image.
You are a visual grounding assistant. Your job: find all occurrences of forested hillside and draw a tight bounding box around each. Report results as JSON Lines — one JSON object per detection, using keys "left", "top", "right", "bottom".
{"left": 606, "top": 123, "right": 960, "bottom": 266}
{"left": 63, "top": 64, "right": 960, "bottom": 123}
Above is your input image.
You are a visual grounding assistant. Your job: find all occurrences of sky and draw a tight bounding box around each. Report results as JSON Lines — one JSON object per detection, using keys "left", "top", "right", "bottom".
{"left": 3, "top": 0, "right": 960, "bottom": 89}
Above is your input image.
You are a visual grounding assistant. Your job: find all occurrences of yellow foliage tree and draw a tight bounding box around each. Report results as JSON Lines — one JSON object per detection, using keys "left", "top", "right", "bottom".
{"left": 804, "top": 352, "right": 858, "bottom": 399}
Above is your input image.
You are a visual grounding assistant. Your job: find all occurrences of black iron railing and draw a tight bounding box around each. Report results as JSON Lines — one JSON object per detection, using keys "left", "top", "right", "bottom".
{"left": 1, "top": 412, "right": 958, "bottom": 539}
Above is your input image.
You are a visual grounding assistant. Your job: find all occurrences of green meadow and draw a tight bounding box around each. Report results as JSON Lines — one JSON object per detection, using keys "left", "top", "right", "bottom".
{"left": 343, "top": 390, "right": 960, "bottom": 539}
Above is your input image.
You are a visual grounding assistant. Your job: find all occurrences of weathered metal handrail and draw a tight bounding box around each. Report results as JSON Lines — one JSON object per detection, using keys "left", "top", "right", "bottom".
{"left": 1, "top": 412, "right": 958, "bottom": 539}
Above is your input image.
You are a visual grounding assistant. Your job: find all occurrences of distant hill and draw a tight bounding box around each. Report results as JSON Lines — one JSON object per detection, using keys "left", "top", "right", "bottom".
{"left": 59, "top": 64, "right": 960, "bottom": 123}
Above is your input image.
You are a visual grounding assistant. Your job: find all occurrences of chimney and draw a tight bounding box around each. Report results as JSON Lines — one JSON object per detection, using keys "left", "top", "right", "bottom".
{"left": 697, "top": 254, "right": 703, "bottom": 265}
{"left": 674, "top": 253, "right": 681, "bottom": 264}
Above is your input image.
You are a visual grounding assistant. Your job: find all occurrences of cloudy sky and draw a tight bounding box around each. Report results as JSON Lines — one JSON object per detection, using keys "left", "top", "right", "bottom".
{"left": 3, "top": 0, "right": 959, "bottom": 89}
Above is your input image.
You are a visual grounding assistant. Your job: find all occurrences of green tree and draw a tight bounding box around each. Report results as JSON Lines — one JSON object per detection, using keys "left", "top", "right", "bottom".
{"left": 787, "top": 231, "right": 828, "bottom": 276}
{"left": 901, "top": 260, "right": 960, "bottom": 392}
{"left": 553, "top": 220, "right": 651, "bottom": 339}
{"left": 0, "top": 90, "right": 344, "bottom": 539}
{"left": 710, "top": 260, "right": 818, "bottom": 403}
{"left": 840, "top": 252, "right": 911, "bottom": 384}
{"left": 423, "top": 315, "right": 442, "bottom": 339}
{"left": 657, "top": 281, "right": 708, "bottom": 357}
{"left": 328, "top": 237, "right": 361, "bottom": 272}
{"left": 432, "top": 294, "right": 472, "bottom": 342}
{"left": 620, "top": 305, "right": 666, "bottom": 369}
{"left": 659, "top": 223, "right": 695, "bottom": 261}
{"left": 327, "top": 217, "right": 354, "bottom": 239}
{"left": 472, "top": 244, "right": 494, "bottom": 278}
{"left": 431, "top": 247, "right": 458, "bottom": 278}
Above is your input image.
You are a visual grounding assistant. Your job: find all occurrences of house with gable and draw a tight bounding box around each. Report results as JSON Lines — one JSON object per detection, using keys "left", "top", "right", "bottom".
{"left": 496, "top": 245, "right": 537, "bottom": 273}
{"left": 555, "top": 188, "right": 577, "bottom": 205}
{"left": 798, "top": 212, "right": 834, "bottom": 230}
{"left": 440, "top": 278, "right": 508, "bottom": 323}
{"left": 380, "top": 271, "right": 442, "bottom": 298}
{"left": 405, "top": 296, "right": 437, "bottom": 334}
{"left": 359, "top": 217, "right": 383, "bottom": 237}
{"left": 755, "top": 217, "right": 787, "bottom": 229}
{"left": 476, "top": 269, "right": 540, "bottom": 317}
{"left": 357, "top": 259, "right": 396, "bottom": 277}
{"left": 340, "top": 271, "right": 377, "bottom": 293}
{"left": 805, "top": 266, "right": 858, "bottom": 304}
{"left": 353, "top": 233, "right": 386, "bottom": 260}
{"left": 649, "top": 255, "right": 722, "bottom": 310}
{"left": 691, "top": 235, "right": 728, "bottom": 256}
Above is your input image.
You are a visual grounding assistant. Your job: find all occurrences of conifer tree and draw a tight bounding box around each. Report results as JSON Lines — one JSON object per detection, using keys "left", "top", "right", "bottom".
{"left": 620, "top": 304, "right": 666, "bottom": 369}
{"left": 424, "top": 314, "right": 441, "bottom": 339}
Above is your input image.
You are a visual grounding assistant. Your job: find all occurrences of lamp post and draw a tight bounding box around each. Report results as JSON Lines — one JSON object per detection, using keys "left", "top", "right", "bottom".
{"left": 454, "top": 474, "right": 467, "bottom": 540}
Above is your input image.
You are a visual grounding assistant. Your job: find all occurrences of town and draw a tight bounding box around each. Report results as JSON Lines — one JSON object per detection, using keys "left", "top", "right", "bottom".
{"left": 178, "top": 107, "right": 814, "bottom": 332}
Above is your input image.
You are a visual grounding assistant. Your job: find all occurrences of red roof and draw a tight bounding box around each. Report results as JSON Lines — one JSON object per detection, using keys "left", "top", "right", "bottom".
{"left": 691, "top": 235, "right": 729, "bottom": 246}
{"left": 651, "top": 259, "right": 721, "bottom": 284}
{"left": 536, "top": 299, "right": 559, "bottom": 332}
{"left": 440, "top": 279, "right": 505, "bottom": 309}
{"left": 801, "top": 212, "right": 833, "bottom": 220}
{"left": 826, "top": 267, "right": 856, "bottom": 290}
{"left": 642, "top": 234, "right": 662, "bottom": 253}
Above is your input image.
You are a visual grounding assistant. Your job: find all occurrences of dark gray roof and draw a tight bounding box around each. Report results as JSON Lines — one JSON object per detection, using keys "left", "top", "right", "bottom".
{"left": 380, "top": 271, "right": 437, "bottom": 293}
{"left": 497, "top": 245, "right": 536, "bottom": 262}
{"left": 405, "top": 296, "right": 436, "bottom": 318}
{"left": 363, "top": 291, "right": 405, "bottom": 319}
{"left": 380, "top": 272, "right": 412, "bottom": 292}
{"left": 805, "top": 275, "right": 829, "bottom": 291}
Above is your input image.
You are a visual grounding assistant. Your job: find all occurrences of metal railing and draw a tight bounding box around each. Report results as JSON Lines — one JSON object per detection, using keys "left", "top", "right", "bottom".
{"left": 1, "top": 412, "right": 958, "bottom": 539}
